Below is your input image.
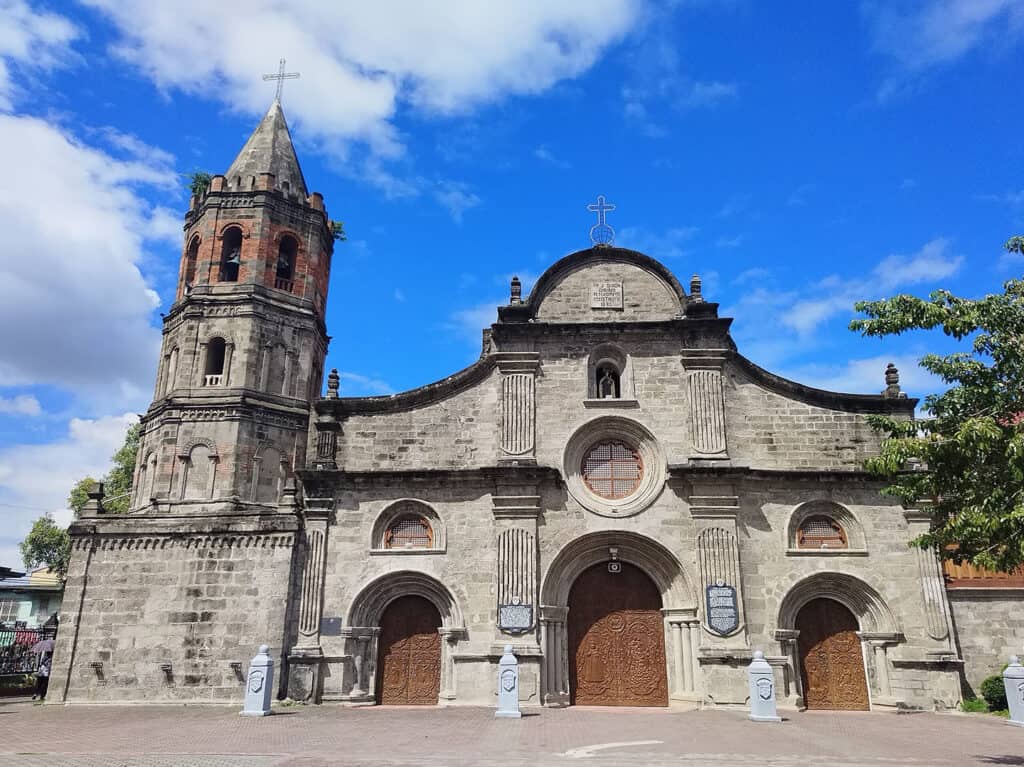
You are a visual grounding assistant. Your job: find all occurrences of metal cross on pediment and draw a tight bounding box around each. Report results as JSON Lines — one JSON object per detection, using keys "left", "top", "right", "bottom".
{"left": 587, "top": 195, "right": 616, "bottom": 246}
{"left": 263, "top": 58, "right": 300, "bottom": 103}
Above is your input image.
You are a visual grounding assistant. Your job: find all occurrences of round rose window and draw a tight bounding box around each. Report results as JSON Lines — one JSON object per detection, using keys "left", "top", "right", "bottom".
{"left": 581, "top": 440, "right": 644, "bottom": 499}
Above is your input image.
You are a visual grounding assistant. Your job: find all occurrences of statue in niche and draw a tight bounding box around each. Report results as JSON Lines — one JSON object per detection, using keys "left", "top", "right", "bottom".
{"left": 598, "top": 367, "right": 619, "bottom": 399}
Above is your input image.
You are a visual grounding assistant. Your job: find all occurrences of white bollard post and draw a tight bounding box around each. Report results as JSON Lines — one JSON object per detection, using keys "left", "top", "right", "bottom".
{"left": 1004, "top": 656, "right": 1024, "bottom": 727}
{"left": 495, "top": 644, "right": 522, "bottom": 718}
{"left": 748, "top": 650, "right": 782, "bottom": 723}
{"left": 240, "top": 644, "right": 275, "bottom": 717}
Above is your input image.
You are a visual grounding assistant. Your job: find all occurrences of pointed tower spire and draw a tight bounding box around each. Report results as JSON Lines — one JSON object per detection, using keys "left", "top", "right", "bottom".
{"left": 224, "top": 101, "right": 308, "bottom": 198}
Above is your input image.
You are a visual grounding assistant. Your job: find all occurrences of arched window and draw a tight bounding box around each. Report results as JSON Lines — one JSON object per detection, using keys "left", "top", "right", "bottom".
{"left": 182, "top": 442, "right": 215, "bottom": 500}
{"left": 581, "top": 440, "right": 643, "bottom": 499}
{"left": 797, "top": 516, "right": 848, "bottom": 549}
{"left": 596, "top": 364, "right": 621, "bottom": 399}
{"left": 219, "top": 227, "right": 242, "bottom": 282}
{"left": 384, "top": 515, "right": 433, "bottom": 549}
{"left": 204, "top": 337, "right": 226, "bottom": 386}
{"left": 183, "top": 236, "right": 199, "bottom": 288}
{"left": 276, "top": 235, "right": 297, "bottom": 291}
{"left": 162, "top": 347, "right": 179, "bottom": 395}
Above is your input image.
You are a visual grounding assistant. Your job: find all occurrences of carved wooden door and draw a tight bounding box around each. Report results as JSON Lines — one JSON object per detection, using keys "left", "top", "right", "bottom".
{"left": 377, "top": 596, "right": 441, "bottom": 705}
{"left": 568, "top": 562, "right": 668, "bottom": 706}
{"left": 796, "top": 597, "right": 869, "bottom": 710}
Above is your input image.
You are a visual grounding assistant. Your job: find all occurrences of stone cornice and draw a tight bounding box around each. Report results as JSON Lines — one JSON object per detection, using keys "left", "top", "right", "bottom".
{"left": 297, "top": 465, "right": 561, "bottom": 488}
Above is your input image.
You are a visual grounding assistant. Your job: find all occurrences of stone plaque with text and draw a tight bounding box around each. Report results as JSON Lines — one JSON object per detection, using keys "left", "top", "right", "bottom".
{"left": 705, "top": 581, "right": 739, "bottom": 636}
{"left": 590, "top": 282, "right": 623, "bottom": 309}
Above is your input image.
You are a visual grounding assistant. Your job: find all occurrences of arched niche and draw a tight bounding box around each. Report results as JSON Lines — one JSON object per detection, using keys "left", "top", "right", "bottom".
{"left": 586, "top": 343, "right": 636, "bottom": 400}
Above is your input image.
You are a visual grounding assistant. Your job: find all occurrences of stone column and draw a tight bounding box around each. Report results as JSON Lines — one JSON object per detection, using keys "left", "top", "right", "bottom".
{"left": 686, "top": 619, "right": 701, "bottom": 695}
{"left": 773, "top": 628, "right": 801, "bottom": 705}
{"left": 691, "top": 485, "right": 746, "bottom": 647}
{"left": 438, "top": 628, "right": 464, "bottom": 701}
{"left": 859, "top": 631, "right": 901, "bottom": 706}
{"left": 222, "top": 342, "right": 234, "bottom": 386}
{"left": 288, "top": 495, "right": 332, "bottom": 702}
{"left": 196, "top": 341, "right": 208, "bottom": 386}
{"left": 260, "top": 344, "right": 272, "bottom": 391}
{"left": 496, "top": 352, "right": 540, "bottom": 464}
{"left": 905, "top": 508, "right": 955, "bottom": 647}
{"left": 680, "top": 349, "right": 729, "bottom": 460}
{"left": 540, "top": 605, "right": 568, "bottom": 706}
{"left": 664, "top": 609, "right": 700, "bottom": 701}
{"left": 493, "top": 490, "right": 541, "bottom": 641}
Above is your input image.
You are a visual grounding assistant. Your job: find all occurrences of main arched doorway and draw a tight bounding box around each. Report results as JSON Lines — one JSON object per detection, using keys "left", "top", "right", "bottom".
{"left": 796, "top": 597, "right": 869, "bottom": 710}
{"left": 376, "top": 595, "right": 441, "bottom": 705}
{"left": 568, "top": 561, "right": 668, "bottom": 706}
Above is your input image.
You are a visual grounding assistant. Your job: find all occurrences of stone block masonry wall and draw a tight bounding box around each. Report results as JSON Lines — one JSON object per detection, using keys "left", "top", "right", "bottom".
{"left": 726, "top": 365, "right": 885, "bottom": 471}
{"left": 534, "top": 261, "right": 680, "bottom": 322}
{"left": 948, "top": 590, "right": 1024, "bottom": 695}
{"left": 50, "top": 516, "right": 297, "bottom": 703}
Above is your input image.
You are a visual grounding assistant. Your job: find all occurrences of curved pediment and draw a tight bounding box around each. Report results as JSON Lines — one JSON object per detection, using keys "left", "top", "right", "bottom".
{"left": 500, "top": 247, "right": 688, "bottom": 323}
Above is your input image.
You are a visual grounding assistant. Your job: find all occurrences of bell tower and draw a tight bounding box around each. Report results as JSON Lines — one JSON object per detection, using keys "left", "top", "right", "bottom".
{"left": 131, "top": 100, "right": 334, "bottom": 512}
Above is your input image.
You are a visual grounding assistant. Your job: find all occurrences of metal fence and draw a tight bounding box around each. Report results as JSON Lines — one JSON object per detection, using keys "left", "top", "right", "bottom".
{"left": 0, "top": 625, "right": 56, "bottom": 675}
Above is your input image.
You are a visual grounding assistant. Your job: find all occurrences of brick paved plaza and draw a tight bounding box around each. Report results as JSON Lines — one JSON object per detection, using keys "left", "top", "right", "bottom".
{"left": 1, "top": 699, "right": 1021, "bottom": 767}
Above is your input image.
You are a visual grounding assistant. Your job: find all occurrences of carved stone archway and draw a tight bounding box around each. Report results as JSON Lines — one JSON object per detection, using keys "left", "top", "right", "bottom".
{"left": 540, "top": 531, "right": 698, "bottom": 706}
{"left": 345, "top": 571, "right": 466, "bottom": 704}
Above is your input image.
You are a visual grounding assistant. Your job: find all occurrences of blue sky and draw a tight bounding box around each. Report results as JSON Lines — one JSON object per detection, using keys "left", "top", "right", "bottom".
{"left": 0, "top": 0, "right": 1022, "bottom": 566}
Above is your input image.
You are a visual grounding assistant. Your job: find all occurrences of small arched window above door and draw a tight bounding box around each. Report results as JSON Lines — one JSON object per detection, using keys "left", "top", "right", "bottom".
{"left": 797, "top": 515, "right": 848, "bottom": 549}
{"left": 384, "top": 515, "right": 433, "bottom": 549}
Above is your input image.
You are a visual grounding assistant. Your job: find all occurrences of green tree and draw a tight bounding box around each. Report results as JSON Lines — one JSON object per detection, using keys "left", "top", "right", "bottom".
{"left": 67, "top": 476, "right": 100, "bottom": 516}
{"left": 188, "top": 171, "right": 212, "bottom": 197}
{"left": 329, "top": 220, "right": 347, "bottom": 241}
{"left": 19, "top": 514, "right": 71, "bottom": 580}
{"left": 102, "top": 422, "right": 141, "bottom": 514}
{"left": 849, "top": 236, "right": 1024, "bottom": 572}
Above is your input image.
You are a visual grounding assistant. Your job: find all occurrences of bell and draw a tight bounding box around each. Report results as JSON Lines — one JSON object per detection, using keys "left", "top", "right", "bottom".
{"left": 226, "top": 252, "right": 241, "bottom": 266}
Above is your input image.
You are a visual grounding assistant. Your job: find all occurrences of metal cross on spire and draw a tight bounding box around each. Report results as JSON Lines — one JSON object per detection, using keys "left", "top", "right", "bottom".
{"left": 587, "top": 195, "right": 616, "bottom": 246}
{"left": 263, "top": 58, "right": 300, "bottom": 103}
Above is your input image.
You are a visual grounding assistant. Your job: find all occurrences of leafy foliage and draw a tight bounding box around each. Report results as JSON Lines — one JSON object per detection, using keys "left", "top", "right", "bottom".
{"left": 66, "top": 423, "right": 140, "bottom": 515}
{"left": 67, "top": 476, "right": 99, "bottom": 516}
{"left": 980, "top": 674, "right": 1008, "bottom": 712}
{"left": 959, "top": 696, "right": 988, "bottom": 713}
{"left": 329, "top": 220, "right": 347, "bottom": 242}
{"left": 849, "top": 237, "right": 1024, "bottom": 572}
{"left": 19, "top": 515, "right": 70, "bottom": 580}
{"left": 188, "top": 171, "right": 213, "bottom": 197}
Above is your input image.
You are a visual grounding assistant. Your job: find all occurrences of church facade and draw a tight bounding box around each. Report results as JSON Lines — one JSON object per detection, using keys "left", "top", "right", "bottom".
{"left": 47, "top": 101, "right": 1021, "bottom": 711}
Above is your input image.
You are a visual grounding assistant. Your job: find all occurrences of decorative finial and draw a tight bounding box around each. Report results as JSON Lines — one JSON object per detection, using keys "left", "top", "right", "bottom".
{"left": 278, "top": 477, "right": 298, "bottom": 510}
{"left": 587, "top": 195, "right": 616, "bottom": 247}
{"left": 690, "top": 274, "right": 704, "bottom": 303}
{"left": 262, "top": 58, "right": 300, "bottom": 103}
{"left": 326, "top": 368, "right": 340, "bottom": 398}
{"left": 883, "top": 362, "right": 901, "bottom": 398}
{"left": 83, "top": 481, "right": 106, "bottom": 515}
{"left": 510, "top": 276, "right": 522, "bottom": 305}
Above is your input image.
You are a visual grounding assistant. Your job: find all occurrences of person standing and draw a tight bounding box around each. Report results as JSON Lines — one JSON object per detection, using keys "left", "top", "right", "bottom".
{"left": 32, "top": 652, "right": 51, "bottom": 701}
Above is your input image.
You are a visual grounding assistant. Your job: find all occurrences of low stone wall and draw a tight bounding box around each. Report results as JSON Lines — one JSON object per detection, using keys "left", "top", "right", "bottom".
{"left": 948, "top": 588, "right": 1024, "bottom": 696}
{"left": 48, "top": 512, "right": 298, "bottom": 704}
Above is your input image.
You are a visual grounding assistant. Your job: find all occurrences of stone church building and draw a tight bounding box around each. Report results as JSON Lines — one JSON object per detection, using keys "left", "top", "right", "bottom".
{"left": 48, "top": 100, "right": 1022, "bottom": 711}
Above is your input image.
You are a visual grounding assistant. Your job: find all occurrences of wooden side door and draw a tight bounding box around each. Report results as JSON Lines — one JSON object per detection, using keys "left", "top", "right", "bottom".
{"left": 377, "top": 595, "right": 441, "bottom": 705}
{"left": 568, "top": 562, "right": 668, "bottom": 707}
{"left": 796, "top": 597, "right": 870, "bottom": 710}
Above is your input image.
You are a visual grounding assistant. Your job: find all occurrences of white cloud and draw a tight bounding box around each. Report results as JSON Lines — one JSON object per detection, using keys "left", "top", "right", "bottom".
{"left": 335, "top": 372, "right": 394, "bottom": 397}
{"left": 393, "top": 288, "right": 406, "bottom": 303}
{"left": 0, "top": 0, "right": 79, "bottom": 110}
{"left": 0, "top": 114, "right": 170, "bottom": 407}
{"left": 716, "top": 234, "right": 744, "bottom": 248}
{"left": 0, "top": 413, "right": 137, "bottom": 568}
{"left": 865, "top": 0, "right": 1024, "bottom": 99}
{"left": 433, "top": 180, "right": 481, "bottom": 224}
{"left": 83, "top": 0, "right": 642, "bottom": 171}
{"left": 780, "top": 238, "right": 964, "bottom": 336}
{"left": 534, "top": 145, "right": 570, "bottom": 169}
{"left": 447, "top": 300, "right": 500, "bottom": 350}
{"left": 679, "top": 79, "right": 738, "bottom": 108}
{"left": 617, "top": 225, "right": 699, "bottom": 259}
{"left": 782, "top": 353, "right": 945, "bottom": 399}
{"left": 0, "top": 394, "right": 40, "bottom": 416}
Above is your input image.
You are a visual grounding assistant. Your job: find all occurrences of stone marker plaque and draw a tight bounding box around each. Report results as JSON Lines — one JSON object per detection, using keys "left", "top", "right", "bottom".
{"left": 498, "top": 603, "right": 534, "bottom": 633}
{"left": 590, "top": 282, "right": 623, "bottom": 309}
{"left": 706, "top": 580, "right": 739, "bottom": 636}
{"left": 320, "top": 616, "right": 342, "bottom": 636}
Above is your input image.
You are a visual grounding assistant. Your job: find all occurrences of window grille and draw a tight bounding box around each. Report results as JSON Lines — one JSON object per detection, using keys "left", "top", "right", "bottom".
{"left": 385, "top": 515, "right": 433, "bottom": 549}
{"left": 0, "top": 600, "right": 19, "bottom": 624}
{"left": 797, "top": 516, "right": 847, "bottom": 549}
{"left": 582, "top": 440, "right": 643, "bottom": 499}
